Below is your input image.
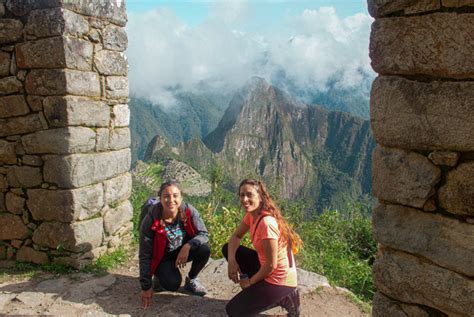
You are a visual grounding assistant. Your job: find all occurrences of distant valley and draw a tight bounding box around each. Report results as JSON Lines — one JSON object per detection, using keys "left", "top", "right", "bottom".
{"left": 133, "top": 78, "right": 375, "bottom": 211}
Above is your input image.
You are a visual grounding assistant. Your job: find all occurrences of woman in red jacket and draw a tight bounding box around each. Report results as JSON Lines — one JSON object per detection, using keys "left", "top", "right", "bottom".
{"left": 139, "top": 180, "right": 210, "bottom": 309}
{"left": 223, "top": 178, "right": 302, "bottom": 316}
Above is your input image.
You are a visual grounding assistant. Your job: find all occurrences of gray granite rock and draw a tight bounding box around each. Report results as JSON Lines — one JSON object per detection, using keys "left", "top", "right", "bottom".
{"left": 373, "top": 203, "right": 474, "bottom": 276}
{"left": 372, "top": 146, "right": 440, "bottom": 208}
{"left": 439, "top": 162, "right": 474, "bottom": 216}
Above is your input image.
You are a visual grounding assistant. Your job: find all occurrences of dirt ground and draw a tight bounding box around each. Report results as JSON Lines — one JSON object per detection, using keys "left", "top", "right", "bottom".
{"left": 0, "top": 252, "right": 370, "bottom": 316}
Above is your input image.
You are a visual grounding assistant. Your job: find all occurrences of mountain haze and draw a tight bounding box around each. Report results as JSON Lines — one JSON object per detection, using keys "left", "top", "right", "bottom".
{"left": 145, "top": 78, "right": 375, "bottom": 211}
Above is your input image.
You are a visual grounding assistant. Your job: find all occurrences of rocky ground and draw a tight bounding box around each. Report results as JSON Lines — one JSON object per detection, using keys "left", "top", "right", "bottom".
{"left": 0, "top": 253, "right": 370, "bottom": 316}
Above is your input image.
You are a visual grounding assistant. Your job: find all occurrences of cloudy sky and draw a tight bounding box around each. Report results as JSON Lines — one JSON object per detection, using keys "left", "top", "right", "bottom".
{"left": 125, "top": 0, "right": 374, "bottom": 106}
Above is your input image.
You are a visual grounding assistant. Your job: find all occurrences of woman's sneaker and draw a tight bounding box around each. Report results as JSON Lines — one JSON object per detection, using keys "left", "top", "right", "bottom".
{"left": 184, "top": 276, "right": 207, "bottom": 296}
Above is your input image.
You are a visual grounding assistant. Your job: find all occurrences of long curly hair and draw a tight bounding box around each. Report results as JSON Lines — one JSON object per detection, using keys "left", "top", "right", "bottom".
{"left": 239, "top": 178, "right": 303, "bottom": 254}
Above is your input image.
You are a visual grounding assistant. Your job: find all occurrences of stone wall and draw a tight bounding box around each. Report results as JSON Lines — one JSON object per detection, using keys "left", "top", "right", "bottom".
{"left": 0, "top": 0, "right": 132, "bottom": 268}
{"left": 368, "top": 0, "right": 474, "bottom": 316}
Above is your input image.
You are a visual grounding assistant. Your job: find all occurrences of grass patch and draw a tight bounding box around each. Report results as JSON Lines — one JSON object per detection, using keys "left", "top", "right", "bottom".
{"left": 82, "top": 247, "right": 130, "bottom": 274}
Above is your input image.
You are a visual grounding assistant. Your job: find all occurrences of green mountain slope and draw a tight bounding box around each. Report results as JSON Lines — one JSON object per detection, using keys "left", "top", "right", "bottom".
{"left": 145, "top": 78, "right": 375, "bottom": 211}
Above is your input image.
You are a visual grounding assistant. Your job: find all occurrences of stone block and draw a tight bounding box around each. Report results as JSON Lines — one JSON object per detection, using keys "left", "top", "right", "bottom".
{"left": 94, "top": 49, "right": 127, "bottom": 76}
{"left": 16, "top": 246, "right": 49, "bottom": 264}
{"left": 21, "top": 127, "right": 96, "bottom": 154}
{"left": 373, "top": 204, "right": 474, "bottom": 276}
{"left": 109, "top": 127, "right": 130, "bottom": 150}
{"left": 0, "top": 139, "right": 16, "bottom": 164}
{"left": 372, "top": 146, "right": 440, "bottom": 208}
{"left": 71, "top": 218, "right": 103, "bottom": 252}
{"left": 103, "top": 200, "right": 133, "bottom": 235}
{"left": 27, "top": 184, "right": 104, "bottom": 222}
{"left": 0, "top": 3, "right": 4, "bottom": 17}
{"left": 103, "top": 172, "right": 132, "bottom": 204}
{"left": 43, "top": 96, "right": 110, "bottom": 127}
{"left": 63, "top": 0, "right": 127, "bottom": 27}
{"left": 443, "top": 0, "right": 474, "bottom": 7}
{"left": 22, "top": 155, "right": 42, "bottom": 166}
{"left": 439, "top": 162, "right": 474, "bottom": 216}
{"left": 105, "top": 76, "right": 129, "bottom": 99}
{"left": 5, "top": 191, "right": 24, "bottom": 215}
{"left": 64, "top": 70, "right": 101, "bottom": 97}
{"left": 428, "top": 151, "right": 460, "bottom": 167}
{"left": 370, "top": 13, "right": 474, "bottom": 78}
{"left": 26, "top": 96, "right": 44, "bottom": 112}
{"left": 112, "top": 104, "right": 129, "bottom": 127}
{"left": 0, "top": 95, "right": 30, "bottom": 118}
{"left": 0, "top": 76, "right": 22, "bottom": 95}
{"left": 0, "top": 51, "right": 10, "bottom": 76}
{"left": 88, "top": 29, "right": 100, "bottom": 43}
{"left": 371, "top": 76, "right": 474, "bottom": 151}
{"left": 25, "top": 8, "right": 88, "bottom": 38}
{"left": 43, "top": 149, "right": 131, "bottom": 188}
{"left": 103, "top": 24, "right": 127, "bottom": 51}
{"left": 0, "top": 114, "right": 43, "bottom": 137}
{"left": 25, "top": 69, "right": 100, "bottom": 96}
{"left": 96, "top": 128, "right": 109, "bottom": 151}
{"left": 63, "top": 37, "right": 93, "bottom": 71}
{"left": 373, "top": 248, "right": 474, "bottom": 316}
{"left": 11, "top": 240, "right": 22, "bottom": 248}
{"left": 372, "top": 292, "right": 431, "bottom": 317}
{"left": 0, "top": 19, "right": 23, "bottom": 44}
{"left": 6, "top": 166, "right": 42, "bottom": 188}
{"left": 16, "top": 37, "right": 93, "bottom": 71}
{"left": 16, "top": 37, "right": 64, "bottom": 69}
{"left": 5, "top": 0, "right": 61, "bottom": 16}
{"left": 368, "top": 0, "right": 440, "bottom": 17}
{"left": 0, "top": 214, "right": 28, "bottom": 239}
{"left": 32, "top": 221, "right": 75, "bottom": 250}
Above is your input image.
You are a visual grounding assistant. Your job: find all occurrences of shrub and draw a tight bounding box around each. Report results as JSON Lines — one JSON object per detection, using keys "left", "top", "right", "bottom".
{"left": 298, "top": 206, "right": 376, "bottom": 302}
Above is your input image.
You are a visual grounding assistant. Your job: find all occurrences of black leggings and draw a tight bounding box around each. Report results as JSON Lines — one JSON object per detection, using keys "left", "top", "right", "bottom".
{"left": 155, "top": 243, "right": 211, "bottom": 291}
{"left": 222, "top": 243, "right": 299, "bottom": 316}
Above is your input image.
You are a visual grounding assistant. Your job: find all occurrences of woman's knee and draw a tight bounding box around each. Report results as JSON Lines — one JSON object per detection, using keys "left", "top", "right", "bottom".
{"left": 160, "top": 275, "right": 182, "bottom": 292}
{"left": 198, "top": 243, "right": 211, "bottom": 258}
{"left": 221, "top": 243, "right": 229, "bottom": 259}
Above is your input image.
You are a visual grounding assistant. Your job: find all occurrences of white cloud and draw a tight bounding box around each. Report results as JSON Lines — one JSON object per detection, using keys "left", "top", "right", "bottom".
{"left": 126, "top": 3, "right": 374, "bottom": 106}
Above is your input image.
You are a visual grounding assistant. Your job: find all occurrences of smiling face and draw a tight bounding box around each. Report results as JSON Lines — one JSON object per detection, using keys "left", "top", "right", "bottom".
{"left": 239, "top": 184, "right": 262, "bottom": 214}
{"left": 160, "top": 185, "right": 183, "bottom": 215}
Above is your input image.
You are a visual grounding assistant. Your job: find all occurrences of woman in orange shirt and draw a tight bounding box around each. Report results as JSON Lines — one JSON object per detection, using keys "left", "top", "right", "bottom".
{"left": 222, "top": 178, "right": 302, "bottom": 316}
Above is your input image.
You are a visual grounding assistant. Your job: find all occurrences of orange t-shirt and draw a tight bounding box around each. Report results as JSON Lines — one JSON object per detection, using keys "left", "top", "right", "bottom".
{"left": 243, "top": 212, "right": 297, "bottom": 287}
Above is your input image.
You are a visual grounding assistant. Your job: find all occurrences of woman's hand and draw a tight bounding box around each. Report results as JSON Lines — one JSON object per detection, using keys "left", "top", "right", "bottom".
{"left": 141, "top": 289, "right": 153, "bottom": 309}
{"left": 227, "top": 259, "right": 241, "bottom": 283}
{"left": 176, "top": 243, "right": 191, "bottom": 268}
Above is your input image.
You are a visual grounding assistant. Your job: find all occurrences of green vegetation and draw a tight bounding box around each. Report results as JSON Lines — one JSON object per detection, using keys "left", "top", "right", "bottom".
{"left": 297, "top": 206, "right": 375, "bottom": 302}
{"left": 92, "top": 247, "right": 129, "bottom": 271}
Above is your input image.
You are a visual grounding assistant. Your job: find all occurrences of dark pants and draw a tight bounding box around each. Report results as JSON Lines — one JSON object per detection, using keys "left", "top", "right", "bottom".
{"left": 222, "top": 243, "right": 300, "bottom": 316}
{"left": 155, "top": 243, "right": 211, "bottom": 291}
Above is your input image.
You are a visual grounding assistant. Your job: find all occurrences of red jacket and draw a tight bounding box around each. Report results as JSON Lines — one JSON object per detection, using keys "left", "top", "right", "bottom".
{"left": 149, "top": 207, "right": 197, "bottom": 276}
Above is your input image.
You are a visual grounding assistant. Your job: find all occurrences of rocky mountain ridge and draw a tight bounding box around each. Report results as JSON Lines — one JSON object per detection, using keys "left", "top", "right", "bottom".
{"left": 145, "top": 78, "right": 375, "bottom": 211}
